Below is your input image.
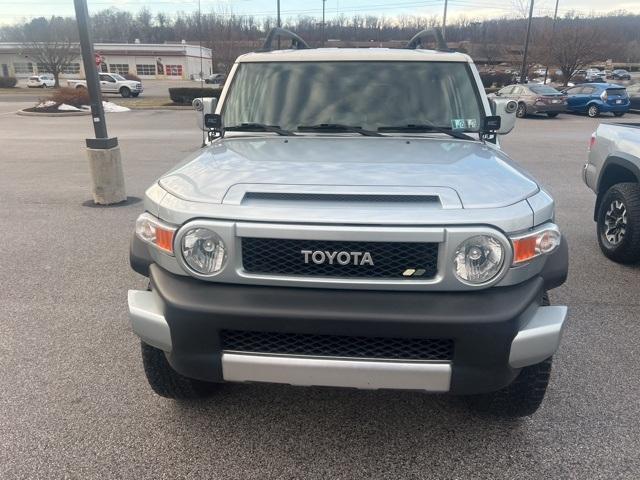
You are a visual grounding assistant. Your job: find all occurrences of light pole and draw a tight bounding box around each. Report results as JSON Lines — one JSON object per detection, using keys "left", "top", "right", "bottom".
{"left": 73, "top": 0, "right": 126, "bottom": 205}
{"left": 519, "top": 0, "right": 535, "bottom": 84}
{"left": 322, "top": 0, "right": 327, "bottom": 47}
{"left": 442, "top": 0, "right": 449, "bottom": 40}
{"left": 543, "top": 0, "right": 559, "bottom": 84}
{"left": 277, "top": 0, "right": 281, "bottom": 49}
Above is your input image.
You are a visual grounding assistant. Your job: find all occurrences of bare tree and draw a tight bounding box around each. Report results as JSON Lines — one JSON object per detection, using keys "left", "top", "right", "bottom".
{"left": 550, "top": 18, "right": 601, "bottom": 85}
{"left": 19, "top": 17, "right": 78, "bottom": 87}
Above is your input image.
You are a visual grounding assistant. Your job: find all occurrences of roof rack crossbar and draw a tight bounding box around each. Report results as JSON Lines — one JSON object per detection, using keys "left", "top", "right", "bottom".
{"left": 259, "top": 27, "right": 310, "bottom": 52}
{"left": 405, "top": 28, "right": 449, "bottom": 52}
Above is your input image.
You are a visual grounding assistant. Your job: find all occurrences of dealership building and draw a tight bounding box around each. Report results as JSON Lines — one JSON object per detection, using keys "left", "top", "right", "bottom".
{"left": 0, "top": 42, "right": 213, "bottom": 80}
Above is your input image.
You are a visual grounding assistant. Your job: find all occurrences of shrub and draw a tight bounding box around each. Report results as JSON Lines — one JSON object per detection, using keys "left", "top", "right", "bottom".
{"left": 124, "top": 73, "right": 141, "bottom": 82}
{"left": 169, "top": 87, "right": 223, "bottom": 104}
{"left": 479, "top": 72, "right": 513, "bottom": 89}
{"left": 0, "top": 76, "right": 18, "bottom": 88}
{"left": 49, "top": 87, "right": 90, "bottom": 107}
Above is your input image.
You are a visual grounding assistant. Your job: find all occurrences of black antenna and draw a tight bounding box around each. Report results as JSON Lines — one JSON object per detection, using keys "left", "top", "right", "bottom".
{"left": 405, "top": 28, "right": 449, "bottom": 52}
{"left": 198, "top": 0, "right": 205, "bottom": 148}
{"left": 259, "top": 27, "right": 310, "bottom": 52}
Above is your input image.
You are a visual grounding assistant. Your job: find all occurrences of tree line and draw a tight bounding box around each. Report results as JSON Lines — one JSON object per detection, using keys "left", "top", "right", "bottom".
{"left": 1, "top": 8, "right": 639, "bottom": 84}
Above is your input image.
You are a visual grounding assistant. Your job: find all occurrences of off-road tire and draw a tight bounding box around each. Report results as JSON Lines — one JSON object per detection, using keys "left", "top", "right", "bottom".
{"left": 141, "top": 341, "right": 218, "bottom": 399}
{"left": 547, "top": 112, "right": 559, "bottom": 118}
{"left": 131, "top": 92, "right": 140, "bottom": 97}
{"left": 613, "top": 112, "right": 625, "bottom": 117}
{"left": 587, "top": 104, "right": 600, "bottom": 118}
{"left": 468, "top": 291, "right": 552, "bottom": 418}
{"left": 597, "top": 182, "right": 640, "bottom": 263}
{"left": 120, "top": 86, "right": 131, "bottom": 98}
{"left": 516, "top": 103, "right": 527, "bottom": 118}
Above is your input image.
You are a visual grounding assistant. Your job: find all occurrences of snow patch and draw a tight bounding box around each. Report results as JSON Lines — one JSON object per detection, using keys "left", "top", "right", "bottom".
{"left": 36, "top": 100, "right": 57, "bottom": 108}
{"left": 102, "top": 101, "right": 130, "bottom": 113}
{"left": 58, "top": 103, "right": 82, "bottom": 111}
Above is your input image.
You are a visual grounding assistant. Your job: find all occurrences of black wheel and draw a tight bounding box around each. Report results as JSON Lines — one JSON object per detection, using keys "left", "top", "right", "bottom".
{"left": 547, "top": 112, "right": 559, "bottom": 118}
{"left": 516, "top": 103, "right": 527, "bottom": 118}
{"left": 131, "top": 92, "right": 140, "bottom": 97}
{"left": 76, "top": 85, "right": 85, "bottom": 89}
{"left": 597, "top": 183, "right": 640, "bottom": 263}
{"left": 141, "top": 341, "right": 218, "bottom": 399}
{"left": 120, "top": 86, "right": 131, "bottom": 98}
{"left": 469, "top": 356, "right": 553, "bottom": 418}
{"left": 587, "top": 104, "right": 600, "bottom": 117}
{"left": 613, "top": 112, "right": 625, "bottom": 117}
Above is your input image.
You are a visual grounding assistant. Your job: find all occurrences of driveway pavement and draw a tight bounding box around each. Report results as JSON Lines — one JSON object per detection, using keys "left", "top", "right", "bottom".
{"left": 0, "top": 108, "right": 639, "bottom": 479}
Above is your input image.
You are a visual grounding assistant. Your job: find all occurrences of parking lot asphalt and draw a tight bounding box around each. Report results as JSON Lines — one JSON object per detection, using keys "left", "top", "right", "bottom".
{"left": 1, "top": 107, "right": 639, "bottom": 479}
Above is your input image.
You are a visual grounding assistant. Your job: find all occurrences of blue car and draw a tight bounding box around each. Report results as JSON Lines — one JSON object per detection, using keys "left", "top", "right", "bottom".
{"left": 563, "top": 83, "right": 630, "bottom": 118}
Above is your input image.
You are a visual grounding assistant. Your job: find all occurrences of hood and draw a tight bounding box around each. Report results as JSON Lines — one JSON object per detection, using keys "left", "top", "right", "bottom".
{"left": 159, "top": 136, "right": 539, "bottom": 210}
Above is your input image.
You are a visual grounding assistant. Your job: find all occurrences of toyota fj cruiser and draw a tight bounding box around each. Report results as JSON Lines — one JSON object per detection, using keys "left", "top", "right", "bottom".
{"left": 128, "top": 29, "right": 568, "bottom": 417}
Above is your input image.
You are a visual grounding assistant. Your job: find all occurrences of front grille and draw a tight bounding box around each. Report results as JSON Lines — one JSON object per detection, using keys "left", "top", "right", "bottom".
{"left": 221, "top": 330, "right": 454, "bottom": 361}
{"left": 241, "top": 238, "right": 438, "bottom": 279}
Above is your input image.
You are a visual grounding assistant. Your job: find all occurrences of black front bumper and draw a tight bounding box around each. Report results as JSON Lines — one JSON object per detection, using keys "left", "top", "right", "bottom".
{"left": 150, "top": 264, "right": 550, "bottom": 394}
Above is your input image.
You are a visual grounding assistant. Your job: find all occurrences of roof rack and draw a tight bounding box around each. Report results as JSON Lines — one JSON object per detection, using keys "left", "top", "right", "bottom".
{"left": 259, "top": 27, "right": 311, "bottom": 52}
{"left": 405, "top": 28, "right": 450, "bottom": 52}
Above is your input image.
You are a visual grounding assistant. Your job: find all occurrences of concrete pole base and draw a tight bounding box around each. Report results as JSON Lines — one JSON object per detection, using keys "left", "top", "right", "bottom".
{"left": 86, "top": 145, "right": 127, "bottom": 205}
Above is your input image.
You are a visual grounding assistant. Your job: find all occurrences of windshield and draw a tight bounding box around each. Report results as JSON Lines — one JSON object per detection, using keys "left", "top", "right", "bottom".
{"left": 530, "top": 85, "right": 561, "bottom": 95}
{"left": 223, "top": 61, "right": 484, "bottom": 132}
{"left": 112, "top": 74, "right": 126, "bottom": 81}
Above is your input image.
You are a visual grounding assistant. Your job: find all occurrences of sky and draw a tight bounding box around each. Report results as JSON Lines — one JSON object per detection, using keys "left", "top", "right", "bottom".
{"left": 1, "top": 0, "right": 639, "bottom": 25}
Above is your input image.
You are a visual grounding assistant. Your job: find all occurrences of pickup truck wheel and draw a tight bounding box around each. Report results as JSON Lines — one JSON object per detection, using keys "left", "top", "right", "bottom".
{"left": 597, "top": 183, "right": 640, "bottom": 263}
{"left": 587, "top": 104, "right": 600, "bottom": 117}
{"left": 131, "top": 92, "right": 140, "bottom": 97}
{"left": 516, "top": 103, "right": 527, "bottom": 118}
{"left": 120, "top": 86, "right": 131, "bottom": 98}
{"left": 140, "top": 341, "right": 218, "bottom": 399}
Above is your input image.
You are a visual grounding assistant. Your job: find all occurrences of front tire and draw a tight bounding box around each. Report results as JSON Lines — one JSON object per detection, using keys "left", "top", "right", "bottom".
{"left": 597, "top": 183, "right": 640, "bottom": 263}
{"left": 547, "top": 112, "right": 559, "bottom": 118}
{"left": 141, "top": 342, "right": 218, "bottom": 399}
{"left": 516, "top": 103, "right": 527, "bottom": 118}
{"left": 120, "top": 86, "right": 131, "bottom": 98}
{"left": 131, "top": 92, "right": 140, "bottom": 97}
{"left": 587, "top": 104, "right": 600, "bottom": 117}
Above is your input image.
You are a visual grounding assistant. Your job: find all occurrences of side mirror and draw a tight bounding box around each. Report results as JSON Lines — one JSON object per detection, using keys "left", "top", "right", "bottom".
{"left": 204, "top": 113, "right": 222, "bottom": 129}
{"left": 193, "top": 97, "right": 218, "bottom": 131}
{"left": 489, "top": 98, "right": 517, "bottom": 135}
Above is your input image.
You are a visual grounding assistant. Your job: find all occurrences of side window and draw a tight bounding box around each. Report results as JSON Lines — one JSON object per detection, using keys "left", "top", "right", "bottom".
{"left": 100, "top": 74, "right": 115, "bottom": 83}
{"left": 566, "top": 87, "right": 582, "bottom": 95}
{"left": 499, "top": 86, "right": 514, "bottom": 95}
{"left": 511, "top": 86, "right": 523, "bottom": 96}
{"left": 582, "top": 86, "right": 595, "bottom": 95}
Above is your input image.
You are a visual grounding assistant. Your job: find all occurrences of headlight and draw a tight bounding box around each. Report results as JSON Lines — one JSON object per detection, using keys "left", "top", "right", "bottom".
{"left": 510, "top": 225, "right": 561, "bottom": 265}
{"left": 135, "top": 212, "right": 176, "bottom": 254}
{"left": 454, "top": 235, "right": 505, "bottom": 285}
{"left": 180, "top": 228, "right": 227, "bottom": 276}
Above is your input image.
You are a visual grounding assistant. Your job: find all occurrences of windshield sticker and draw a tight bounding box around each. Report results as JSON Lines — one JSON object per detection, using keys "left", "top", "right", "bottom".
{"left": 451, "top": 119, "right": 466, "bottom": 131}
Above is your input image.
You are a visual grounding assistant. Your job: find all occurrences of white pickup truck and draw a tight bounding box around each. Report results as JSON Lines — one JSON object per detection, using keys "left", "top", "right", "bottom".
{"left": 68, "top": 73, "right": 143, "bottom": 98}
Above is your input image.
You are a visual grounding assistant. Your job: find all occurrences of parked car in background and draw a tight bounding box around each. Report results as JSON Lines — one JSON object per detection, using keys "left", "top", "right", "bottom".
{"left": 68, "top": 73, "right": 143, "bottom": 98}
{"left": 563, "top": 83, "right": 630, "bottom": 117}
{"left": 611, "top": 69, "right": 631, "bottom": 81}
{"left": 627, "top": 83, "right": 640, "bottom": 111}
{"left": 27, "top": 74, "right": 55, "bottom": 88}
{"left": 586, "top": 69, "right": 606, "bottom": 82}
{"left": 205, "top": 73, "right": 226, "bottom": 86}
{"left": 584, "top": 123, "right": 640, "bottom": 262}
{"left": 495, "top": 83, "right": 567, "bottom": 118}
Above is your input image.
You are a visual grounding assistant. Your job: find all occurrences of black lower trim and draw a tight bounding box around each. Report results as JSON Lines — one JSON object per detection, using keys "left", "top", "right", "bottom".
{"left": 149, "top": 264, "right": 550, "bottom": 394}
{"left": 130, "top": 234, "right": 153, "bottom": 277}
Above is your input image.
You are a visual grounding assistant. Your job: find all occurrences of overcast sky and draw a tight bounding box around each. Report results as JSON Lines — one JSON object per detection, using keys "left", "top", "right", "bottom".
{"left": 1, "top": 0, "right": 639, "bottom": 25}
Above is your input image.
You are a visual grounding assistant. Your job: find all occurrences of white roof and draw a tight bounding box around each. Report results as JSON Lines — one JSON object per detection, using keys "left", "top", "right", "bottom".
{"left": 237, "top": 48, "right": 471, "bottom": 63}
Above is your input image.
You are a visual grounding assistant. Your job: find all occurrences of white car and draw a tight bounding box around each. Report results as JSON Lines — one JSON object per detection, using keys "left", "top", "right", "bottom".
{"left": 27, "top": 74, "right": 55, "bottom": 88}
{"left": 68, "top": 73, "right": 143, "bottom": 98}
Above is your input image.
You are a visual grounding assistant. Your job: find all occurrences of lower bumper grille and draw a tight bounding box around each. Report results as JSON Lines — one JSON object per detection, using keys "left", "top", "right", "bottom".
{"left": 221, "top": 330, "right": 454, "bottom": 361}
{"left": 241, "top": 238, "right": 439, "bottom": 279}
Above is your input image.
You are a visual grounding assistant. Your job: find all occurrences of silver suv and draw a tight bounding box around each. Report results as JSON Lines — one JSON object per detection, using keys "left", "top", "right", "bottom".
{"left": 128, "top": 29, "right": 568, "bottom": 417}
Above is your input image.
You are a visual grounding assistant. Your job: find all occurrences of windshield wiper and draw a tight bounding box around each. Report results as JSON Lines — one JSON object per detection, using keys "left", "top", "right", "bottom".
{"left": 225, "top": 123, "right": 296, "bottom": 136}
{"left": 298, "top": 123, "right": 383, "bottom": 137}
{"left": 377, "top": 124, "right": 475, "bottom": 141}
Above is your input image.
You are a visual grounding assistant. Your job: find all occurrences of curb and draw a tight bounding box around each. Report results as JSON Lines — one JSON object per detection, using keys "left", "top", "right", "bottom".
{"left": 16, "top": 109, "right": 91, "bottom": 117}
{"left": 124, "top": 105, "right": 191, "bottom": 110}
